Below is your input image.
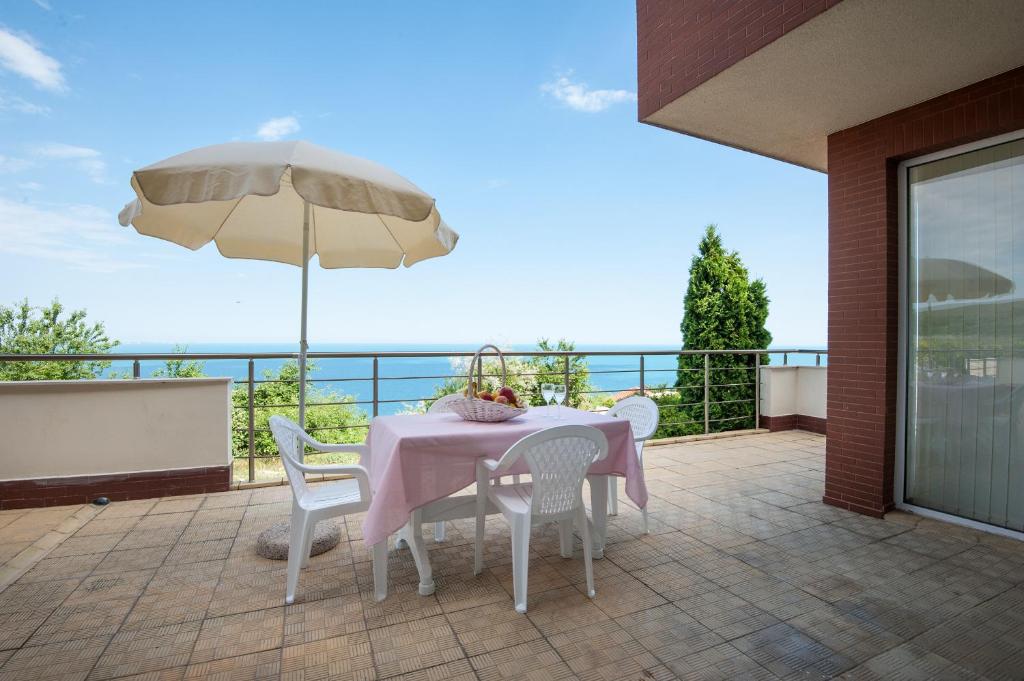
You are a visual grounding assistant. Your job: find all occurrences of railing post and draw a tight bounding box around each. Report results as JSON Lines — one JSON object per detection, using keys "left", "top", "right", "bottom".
{"left": 703, "top": 353, "right": 710, "bottom": 434}
{"left": 639, "top": 355, "right": 645, "bottom": 396}
{"left": 372, "top": 357, "right": 379, "bottom": 417}
{"left": 783, "top": 352, "right": 789, "bottom": 366}
{"left": 754, "top": 352, "right": 761, "bottom": 430}
{"left": 132, "top": 359, "right": 140, "bottom": 379}
{"left": 247, "top": 359, "right": 255, "bottom": 483}
{"left": 816, "top": 353, "right": 821, "bottom": 366}
{"left": 564, "top": 355, "right": 571, "bottom": 406}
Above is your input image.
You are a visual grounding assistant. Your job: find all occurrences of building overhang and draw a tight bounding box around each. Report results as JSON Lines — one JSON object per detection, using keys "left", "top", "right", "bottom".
{"left": 641, "top": 0, "right": 1024, "bottom": 172}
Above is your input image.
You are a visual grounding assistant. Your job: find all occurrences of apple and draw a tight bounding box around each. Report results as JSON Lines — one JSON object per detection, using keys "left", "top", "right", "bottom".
{"left": 498, "top": 387, "right": 517, "bottom": 402}
{"left": 495, "top": 395, "right": 510, "bottom": 405}
{"left": 479, "top": 391, "right": 494, "bottom": 401}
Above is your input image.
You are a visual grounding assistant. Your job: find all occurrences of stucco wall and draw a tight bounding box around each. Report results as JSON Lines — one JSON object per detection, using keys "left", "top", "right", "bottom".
{"left": 0, "top": 378, "right": 232, "bottom": 481}
{"left": 760, "top": 366, "right": 827, "bottom": 419}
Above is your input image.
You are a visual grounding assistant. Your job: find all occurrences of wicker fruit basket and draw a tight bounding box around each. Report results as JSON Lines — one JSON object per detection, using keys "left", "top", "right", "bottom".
{"left": 448, "top": 345, "right": 528, "bottom": 423}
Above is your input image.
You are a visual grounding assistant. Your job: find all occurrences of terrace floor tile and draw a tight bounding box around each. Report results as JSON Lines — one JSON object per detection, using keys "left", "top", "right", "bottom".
{"left": 0, "top": 431, "right": 1021, "bottom": 680}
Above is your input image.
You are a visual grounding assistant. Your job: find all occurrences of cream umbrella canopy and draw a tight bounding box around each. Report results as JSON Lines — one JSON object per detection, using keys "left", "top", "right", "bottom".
{"left": 119, "top": 140, "right": 459, "bottom": 426}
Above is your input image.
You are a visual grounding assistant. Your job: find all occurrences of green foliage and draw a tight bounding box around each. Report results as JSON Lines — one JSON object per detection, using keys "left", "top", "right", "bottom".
{"left": 647, "top": 387, "right": 700, "bottom": 439}
{"left": 417, "top": 339, "right": 599, "bottom": 411}
{"left": 0, "top": 298, "right": 119, "bottom": 380}
{"left": 673, "top": 226, "right": 772, "bottom": 434}
{"left": 152, "top": 344, "right": 206, "bottom": 378}
{"left": 231, "top": 360, "right": 367, "bottom": 459}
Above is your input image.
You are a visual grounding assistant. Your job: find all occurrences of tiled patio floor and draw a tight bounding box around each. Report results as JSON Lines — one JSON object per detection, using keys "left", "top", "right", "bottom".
{"left": 2, "top": 431, "right": 1023, "bottom": 680}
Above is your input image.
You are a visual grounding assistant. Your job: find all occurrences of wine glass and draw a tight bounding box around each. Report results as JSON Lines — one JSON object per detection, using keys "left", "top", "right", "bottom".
{"left": 553, "top": 383, "right": 567, "bottom": 420}
{"left": 541, "top": 382, "right": 555, "bottom": 417}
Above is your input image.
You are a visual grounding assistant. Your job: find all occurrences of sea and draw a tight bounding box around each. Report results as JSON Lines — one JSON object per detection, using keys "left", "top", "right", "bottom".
{"left": 111, "top": 343, "right": 826, "bottom": 415}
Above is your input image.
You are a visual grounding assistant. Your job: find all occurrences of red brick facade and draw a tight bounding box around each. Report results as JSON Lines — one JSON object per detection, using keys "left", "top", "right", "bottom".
{"left": 0, "top": 465, "right": 232, "bottom": 510}
{"left": 761, "top": 414, "right": 827, "bottom": 435}
{"left": 636, "top": 1, "right": 1024, "bottom": 519}
{"left": 636, "top": 0, "right": 840, "bottom": 120}
{"left": 824, "top": 67, "right": 1024, "bottom": 517}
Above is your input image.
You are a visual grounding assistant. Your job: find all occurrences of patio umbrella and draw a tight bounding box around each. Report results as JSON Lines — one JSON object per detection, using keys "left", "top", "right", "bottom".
{"left": 916, "top": 257, "right": 1014, "bottom": 303}
{"left": 119, "top": 140, "right": 458, "bottom": 426}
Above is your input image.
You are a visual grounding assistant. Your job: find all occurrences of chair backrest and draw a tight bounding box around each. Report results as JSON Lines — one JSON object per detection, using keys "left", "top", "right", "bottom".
{"left": 607, "top": 395, "right": 659, "bottom": 441}
{"left": 269, "top": 415, "right": 310, "bottom": 500}
{"left": 496, "top": 425, "right": 608, "bottom": 518}
{"left": 428, "top": 393, "right": 463, "bottom": 414}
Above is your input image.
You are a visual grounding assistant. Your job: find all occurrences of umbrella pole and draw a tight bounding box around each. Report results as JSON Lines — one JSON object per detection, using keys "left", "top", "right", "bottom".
{"left": 298, "top": 200, "right": 310, "bottom": 432}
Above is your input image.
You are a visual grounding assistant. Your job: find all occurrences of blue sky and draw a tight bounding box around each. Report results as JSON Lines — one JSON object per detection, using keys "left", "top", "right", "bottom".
{"left": 0, "top": 1, "right": 827, "bottom": 347}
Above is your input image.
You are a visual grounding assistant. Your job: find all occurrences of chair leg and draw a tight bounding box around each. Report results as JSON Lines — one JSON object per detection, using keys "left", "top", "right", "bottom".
{"left": 558, "top": 519, "right": 573, "bottom": 558}
{"left": 474, "top": 466, "right": 488, "bottom": 576}
{"left": 434, "top": 521, "right": 446, "bottom": 542}
{"left": 638, "top": 447, "right": 648, "bottom": 534}
{"left": 587, "top": 474, "right": 608, "bottom": 559}
{"left": 608, "top": 477, "right": 618, "bottom": 516}
{"left": 301, "top": 519, "right": 316, "bottom": 568}
{"left": 286, "top": 514, "right": 310, "bottom": 605}
{"left": 395, "top": 524, "right": 409, "bottom": 549}
{"left": 406, "top": 510, "right": 434, "bottom": 596}
{"left": 511, "top": 515, "right": 531, "bottom": 613}
{"left": 577, "top": 506, "right": 596, "bottom": 599}
{"left": 371, "top": 540, "right": 388, "bottom": 602}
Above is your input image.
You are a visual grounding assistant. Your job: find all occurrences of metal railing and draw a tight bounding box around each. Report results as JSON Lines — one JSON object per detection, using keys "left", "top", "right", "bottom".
{"left": 0, "top": 347, "right": 827, "bottom": 481}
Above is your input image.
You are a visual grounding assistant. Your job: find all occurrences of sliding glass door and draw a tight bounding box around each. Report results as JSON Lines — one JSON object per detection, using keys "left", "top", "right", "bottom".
{"left": 905, "top": 134, "right": 1024, "bottom": 532}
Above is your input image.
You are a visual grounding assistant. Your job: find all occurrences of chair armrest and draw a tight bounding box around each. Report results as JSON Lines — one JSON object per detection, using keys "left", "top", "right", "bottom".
{"left": 294, "top": 462, "right": 372, "bottom": 504}
{"left": 293, "top": 461, "right": 368, "bottom": 478}
{"left": 295, "top": 430, "right": 369, "bottom": 456}
{"left": 312, "top": 442, "right": 370, "bottom": 457}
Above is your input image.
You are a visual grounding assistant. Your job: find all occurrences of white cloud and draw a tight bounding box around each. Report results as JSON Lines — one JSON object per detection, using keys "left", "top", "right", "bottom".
{"left": 256, "top": 115, "right": 301, "bottom": 141}
{"left": 0, "top": 27, "right": 66, "bottom": 92}
{"left": 0, "top": 92, "right": 50, "bottom": 114}
{"left": 33, "top": 142, "right": 108, "bottom": 183}
{"left": 0, "top": 197, "right": 143, "bottom": 273}
{"left": 0, "top": 154, "right": 32, "bottom": 173}
{"left": 16, "top": 181, "right": 43, "bottom": 191}
{"left": 540, "top": 74, "right": 636, "bottom": 113}
{"left": 34, "top": 142, "right": 98, "bottom": 159}
{"left": 32, "top": 0, "right": 53, "bottom": 10}
{"left": 485, "top": 178, "right": 508, "bottom": 190}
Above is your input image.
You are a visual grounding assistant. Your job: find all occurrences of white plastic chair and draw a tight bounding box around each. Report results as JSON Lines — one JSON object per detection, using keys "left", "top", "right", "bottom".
{"left": 427, "top": 392, "right": 464, "bottom": 414}
{"left": 474, "top": 425, "right": 608, "bottom": 613}
{"left": 606, "top": 395, "right": 659, "bottom": 533}
{"left": 269, "top": 415, "right": 387, "bottom": 604}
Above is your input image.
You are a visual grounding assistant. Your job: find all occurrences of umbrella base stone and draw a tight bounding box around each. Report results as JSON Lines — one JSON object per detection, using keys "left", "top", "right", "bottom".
{"left": 255, "top": 520, "right": 341, "bottom": 560}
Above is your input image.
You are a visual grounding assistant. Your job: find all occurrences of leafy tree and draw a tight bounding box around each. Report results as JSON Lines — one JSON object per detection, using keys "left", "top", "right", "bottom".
{"left": 152, "top": 344, "right": 206, "bottom": 378}
{"left": 0, "top": 298, "right": 119, "bottom": 380}
{"left": 672, "top": 225, "right": 771, "bottom": 435}
{"left": 231, "top": 360, "right": 368, "bottom": 459}
{"left": 528, "top": 339, "right": 594, "bottom": 407}
{"left": 118, "top": 348, "right": 368, "bottom": 465}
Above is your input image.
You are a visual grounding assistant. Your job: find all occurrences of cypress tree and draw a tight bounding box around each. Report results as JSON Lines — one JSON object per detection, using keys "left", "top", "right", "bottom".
{"left": 674, "top": 225, "right": 771, "bottom": 433}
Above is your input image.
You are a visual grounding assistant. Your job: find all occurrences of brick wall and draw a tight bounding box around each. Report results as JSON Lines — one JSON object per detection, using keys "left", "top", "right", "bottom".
{"left": 825, "top": 66, "right": 1024, "bottom": 517}
{"left": 0, "top": 466, "right": 232, "bottom": 510}
{"left": 637, "top": 0, "right": 841, "bottom": 120}
{"left": 762, "top": 414, "right": 827, "bottom": 435}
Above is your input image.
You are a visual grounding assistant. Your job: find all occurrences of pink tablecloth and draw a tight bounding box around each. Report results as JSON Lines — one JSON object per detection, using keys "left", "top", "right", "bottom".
{"left": 362, "top": 406, "right": 648, "bottom": 545}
